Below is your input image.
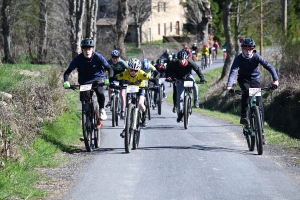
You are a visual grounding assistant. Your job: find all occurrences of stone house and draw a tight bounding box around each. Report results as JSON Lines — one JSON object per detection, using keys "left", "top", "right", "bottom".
{"left": 96, "top": 0, "right": 186, "bottom": 43}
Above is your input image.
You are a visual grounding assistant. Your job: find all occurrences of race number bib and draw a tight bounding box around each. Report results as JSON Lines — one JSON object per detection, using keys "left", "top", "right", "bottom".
{"left": 80, "top": 84, "right": 92, "bottom": 91}
{"left": 184, "top": 81, "right": 193, "bottom": 87}
{"left": 127, "top": 85, "right": 139, "bottom": 93}
{"left": 249, "top": 88, "right": 261, "bottom": 96}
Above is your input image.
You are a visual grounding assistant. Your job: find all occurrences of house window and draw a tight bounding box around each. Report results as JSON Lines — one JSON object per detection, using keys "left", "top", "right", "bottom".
{"left": 158, "top": 2, "right": 166, "bottom": 12}
{"left": 170, "top": 22, "right": 172, "bottom": 32}
{"left": 158, "top": 23, "right": 160, "bottom": 35}
{"left": 176, "top": 21, "right": 179, "bottom": 35}
{"left": 99, "top": 5, "right": 106, "bottom": 12}
{"left": 164, "top": 23, "right": 166, "bottom": 36}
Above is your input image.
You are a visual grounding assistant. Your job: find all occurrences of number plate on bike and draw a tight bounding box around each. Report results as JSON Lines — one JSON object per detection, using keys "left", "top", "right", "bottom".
{"left": 249, "top": 88, "right": 261, "bottom": 96}
{"left": 192, "top": 51, "right": 196, "bottom": 54}
{"left": 127, "top": 85, "right": 139, "bottom": 93}
{"left": 159, "top": 78, "right": 165, "bottom": 84}
{"left": 113, "top": 81, "right": 119, "bottom": 86}
{"left": 80, "top": 84, "right": 92, "bottom": 91}
{"left": 184, "top": 81, "right": 193, "bottom": 87}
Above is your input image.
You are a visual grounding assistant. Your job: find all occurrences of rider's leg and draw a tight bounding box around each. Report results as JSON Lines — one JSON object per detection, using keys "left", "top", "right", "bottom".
{"left": 95, "top": 86, "right": 107, "bottom": 120}
{"left": 138, "top": 89, "right": 147, "bottom": 126}
{"left": 238, "top": 79, "right": 250, "bottom": 124}
{"left": 189, "top": 75, "right": 199, "bottom": 107}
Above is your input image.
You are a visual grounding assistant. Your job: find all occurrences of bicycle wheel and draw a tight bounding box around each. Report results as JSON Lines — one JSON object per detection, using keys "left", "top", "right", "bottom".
{"left": 145, "top": 89, "right": 151, "bottom": 120}
{"left": 93, "top": 101, "right": 101, "bottom": 148}
{"left": 82, "top": 103, "right": 94, "bottom": 152}
{"left": 125, "top": 103, "right": 134, "bottom": 153}
{"left": 183, "top": 95, "right": 191, "bottom": 129}
{"left": 158, "top": 86, "right": 162, "bottom": 115}
{"left": 244, "top": 128, "right": 255, "bottom": 151}
{"left": 133, "top": 111, "right": 141, "bottom": 150}
{"left": 116, "top": 97, "right": 121, "bottom": 126}
{"left": 111, "top": 95, "right": 117, "bottom": 127}
{"left": 252, "top": 106, "right": 263, "bottom": 155}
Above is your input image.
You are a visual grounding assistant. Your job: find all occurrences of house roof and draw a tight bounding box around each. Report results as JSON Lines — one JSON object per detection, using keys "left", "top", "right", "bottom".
{"left": 96, "top": 17, "right": 135, "bottom": 26}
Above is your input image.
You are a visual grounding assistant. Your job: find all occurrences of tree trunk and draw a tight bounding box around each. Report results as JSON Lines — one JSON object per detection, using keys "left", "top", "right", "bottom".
{"left": 68, "top": 0, "right": 85, "bottom": 59}
{"left": 219, "top": 0, "right": 236, "bottom": 82}
{"left": 85, "top": 0, "right": 98, "bottom": 49}
{"left": 37, "top": 0, "right": 48, "bottom": 64}
{"left": 1, "top": 0, "right": 15, "bottom": 63}
{"left": 116, "top": 0, "right": 129, "bottom": 59}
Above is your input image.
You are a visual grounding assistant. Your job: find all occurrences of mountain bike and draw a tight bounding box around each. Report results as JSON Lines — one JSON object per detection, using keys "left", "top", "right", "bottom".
{"left": 230, "top": 86, "right": 272, "bottom": 155}
{"left": 122, "top": 85, "right": 143, "bottom": 153}
{"left": 68, "top": 83, "right": 102, "bottom": 152}
{"left": 110, "top": 81, "right": 123, "bottom": 127}
{"left": 212, "top": 47, "right": 217, "bottom": 60}
{"left": 157, "top": 78, "right": 165, "bottom": 115}
{"left": 191, "top": 50, "right": 198, "bottom": 61}
{"left": 200, "top": 55, "right": 210, "bottom": 70}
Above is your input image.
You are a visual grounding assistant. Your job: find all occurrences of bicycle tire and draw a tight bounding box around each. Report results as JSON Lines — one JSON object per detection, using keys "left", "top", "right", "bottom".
{"left": 244, "top": 129, "right": 255, "bottom": 151}
{"left": 252, "top": 106, "right": 263, "bottom": 155}
{"left": 183, "top": 95, "right": 191, "bottom": 129}
{"left": 125, "top": 103, "right": 134, "bottom": 153}
{"left": 158, "top": 86, "right": 162, "bottom": 115}
{"left": 145, "top": 89, "right": 151, "bottom": 120}
{"left": 133, "top": 111, "right": 141, "bottom": 150}
{"left": 82, "top": 103, "right": 94, "bottom": 152}
{"left": 93, "top": 101, "right": 100, "bottom": 148}
{"left": 112, "top": 95, "right": 117, "bottom": 127}
{"left": 116, "top": 97, "right": 121, "bottom": 126}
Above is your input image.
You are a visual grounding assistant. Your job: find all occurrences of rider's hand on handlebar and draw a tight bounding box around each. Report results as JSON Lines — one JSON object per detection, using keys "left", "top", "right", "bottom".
{"left": 166, "top": 77, "right": 172, "bottom": 82}
{"left": 270, "top": 84, "right": 278, "bottom": 90}
{"left": 63, "top": 81, "right": 70, "bottom": 89}
{"left": 199, "top": 79, "right": 207, "bottom": 84}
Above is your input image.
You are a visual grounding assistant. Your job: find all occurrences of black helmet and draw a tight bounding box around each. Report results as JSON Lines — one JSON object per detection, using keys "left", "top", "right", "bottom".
{"left": 241, "top": 38, "right": 255, "bottom": 48}
{"left": 81, "top": 38, "right": 95, "bottom": 48}
{"left": 177, "top": 50, "right": 188, "bottom": 59}
{"left": 111, "top": 50, "right": 120, "bottom": 57}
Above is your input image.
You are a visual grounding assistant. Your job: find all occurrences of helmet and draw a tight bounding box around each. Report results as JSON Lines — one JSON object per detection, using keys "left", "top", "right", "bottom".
{"left": 81, "top": 38, "right": 94, "bottom": 48}
{"left": 193, "top": 43, "right": 197, "bottom": 45}
{"left": 111, "top": 50, "right": 120, "bottom": 57}
{"left": 128, "top": 58, "right": 141, "bottom": 70}
{"left": 204, "top": 44, "right": 209, "bottom": 48}
{"left": 177, "top": 50, "right": 188, "bottom": 59}
{"left": 166, "top": 49, "right": 169, "bottom": 52}
{"left": 241, "top": 38, "right": 256, "bottom": 48}
{"left": 168, "top": 54, "right": 173, "bottom": 58}
{"left": 159, "top": 58, "right": 165, "bottom": 65}
{"left": 141, "top": 59, "right": 150, "bottom": 71}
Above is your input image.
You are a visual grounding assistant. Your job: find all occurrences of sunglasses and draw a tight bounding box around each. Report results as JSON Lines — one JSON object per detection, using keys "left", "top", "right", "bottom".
{"left": 242, "top": 47, "right": 254, "bottom": 51}
{"left": 129, "top": 68, "right": 138, "bottom": 73}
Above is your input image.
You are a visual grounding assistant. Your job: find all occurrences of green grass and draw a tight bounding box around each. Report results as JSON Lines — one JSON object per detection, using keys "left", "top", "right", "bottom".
{"left": 0, "top": 89, "right": 82, "bottom": 199}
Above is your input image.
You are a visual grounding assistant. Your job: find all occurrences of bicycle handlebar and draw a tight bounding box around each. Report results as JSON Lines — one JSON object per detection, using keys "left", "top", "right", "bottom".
{"left": 229, "top": 86, "right": 275, "bottom": 95}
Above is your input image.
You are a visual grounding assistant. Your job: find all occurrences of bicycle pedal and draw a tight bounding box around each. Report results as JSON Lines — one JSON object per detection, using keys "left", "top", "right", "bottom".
{"left": 79, "top": 137, "right": 84, "bottom": 141}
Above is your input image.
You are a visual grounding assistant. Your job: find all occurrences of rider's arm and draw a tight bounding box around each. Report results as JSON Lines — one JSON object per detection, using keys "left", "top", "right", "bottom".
{"left": 257, "top": 54, "right": 279, "bottom": 82}
{"left": 63, "top": 57, "right": 78, "bottom": 82}
{"left": 226, "top": 57, "right": 239, "bottom": 88}
{"left": 191, "top": 62, "right": 205, "bottom": 81}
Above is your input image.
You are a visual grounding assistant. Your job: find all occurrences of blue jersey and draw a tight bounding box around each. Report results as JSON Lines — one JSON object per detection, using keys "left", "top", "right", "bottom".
{"left": 64, "top": 52, "right": 113, "bottom": 85}
{"left": 227, "top": 52, "right": 279, "bottom": 87}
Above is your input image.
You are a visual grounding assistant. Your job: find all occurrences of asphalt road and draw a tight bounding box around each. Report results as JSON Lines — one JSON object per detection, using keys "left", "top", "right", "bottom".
{"left": 62, "top": 58, "right": 300, "bottom": 200}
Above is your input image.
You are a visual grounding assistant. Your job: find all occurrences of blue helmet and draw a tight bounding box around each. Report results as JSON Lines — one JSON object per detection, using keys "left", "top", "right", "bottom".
{"left": 177, "top": 50, "right": 188, "bottom": 59}
{"left": 81, "top": 38, "right": 94, "bottom": 48}
{"left": 241, "top": 38, "right": 256, "bottom": 48}
{"left": 141, "top": 59, "right": 150, "bottom": 71}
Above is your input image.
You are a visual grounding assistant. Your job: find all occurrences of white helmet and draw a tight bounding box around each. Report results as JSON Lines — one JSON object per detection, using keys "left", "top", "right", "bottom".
{"left": 128, "top": 58, "right": 141, "bottom": 70}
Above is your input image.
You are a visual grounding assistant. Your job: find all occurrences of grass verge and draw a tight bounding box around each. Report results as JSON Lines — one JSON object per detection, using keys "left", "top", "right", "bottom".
{"left": 0, "top": 89, "right": 82, "bottom": 199}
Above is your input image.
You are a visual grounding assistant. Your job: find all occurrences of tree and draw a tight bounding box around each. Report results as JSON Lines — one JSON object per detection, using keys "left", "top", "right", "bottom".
{"left": 37, "top": 0, "right": 48, "bottom": 64}
{"left": 115, "top": 0, "right": 129, "bottom": 59}
{"left": 128, "top": 0, "right": 152, "bottom": 48}
{"left": 219, "top": 0, "right": 235, "bottom": 82}
{"left": 85, "top": 0, "right": 98, "bottom": 48}
{"left": 184, "top": 0, "right": 212, "bottom": 44}
{"left": 1, "top": 0, "right": 15, "bottom": 63}
{"left": 68, "top": 0, "right": 85, "bottom": 58}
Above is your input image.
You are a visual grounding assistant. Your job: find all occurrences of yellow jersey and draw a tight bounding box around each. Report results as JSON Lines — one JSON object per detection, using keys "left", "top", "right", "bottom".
{"left": 116, "top": 69, "right": 151, "bottom": 87}
{"left": 200, "top": 47, "right": 209, "bottom": 56}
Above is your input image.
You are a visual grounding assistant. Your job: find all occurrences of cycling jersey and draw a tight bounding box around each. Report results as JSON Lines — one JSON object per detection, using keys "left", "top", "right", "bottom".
{"left": 142, "top": 64, "right": 157, "bottom": 75}
{"left": 200, "top": 47, "right": 209, "bottom": 56}
{"left": 167, "top": 60, "right": 205, "bottom": 81}
{"left": 227, "top": 52, "right": 279, "bottom": 87}
{"left": 64, "top": 52, "right": 113, "bottom": 85}
{"left": 116, "top": 69, "right": 151, "bottom": 87}
{"left": 107, "top": 58, "right": 128, "bottom": 76}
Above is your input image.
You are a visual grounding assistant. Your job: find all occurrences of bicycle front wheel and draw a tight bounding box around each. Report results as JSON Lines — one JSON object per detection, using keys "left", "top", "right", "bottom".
{"left": 183, "top": 95, "right": 191, "bottom": 129}
{"left": 82, "top": 103, "right": 94, "bottom": 152}
{"left": 158, "top": 86, "right": 162, "bottom": 115}
{"left": 125, "top": 103, "right": 135, "bottom": 153}
{"left": 244, "top": 129, "right": 255, "bottom": 151}
{"left": 252, "top": 106, "right": 263, "bottom": 155}
{"left": 112, "top": 95, "right": 117, "bottom": 127}
{"left": 93, "top": 101, "right": 101, "bottom": 148}
{"left": 145, "top": 89, "right": 151, "bottom": 120}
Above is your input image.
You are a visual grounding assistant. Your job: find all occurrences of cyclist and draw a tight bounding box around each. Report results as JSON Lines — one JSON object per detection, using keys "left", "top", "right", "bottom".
{"left": 213, "top": 40, "right": 219, "bottom": 59}
{"left": 116, "top": 58, "right": 151, "bottom": 130}
{"left": 105, "top": 50, "right": 128, "bottom": 119}
{"left": 191, "top": 43, "right": 198, "bottom": 61}
{"left": 63, "top": 38, "right": 113, "bottom": 121}
{"left": 200, "top": 44, "right": 210, "bottom": 67}
{"left": 154, "top": 58, "right": 167, "bottom": 98}
{"left": 166, "top": 50, "right": 206, "bottom": 123}
{"left": 226, "top": 38, "right": 279, "bottom": 127}
{"left": 160, "top": 49, "right": 170, "bottom": 60}
{"left": 183, "top": 44, "right": 192, "bottom": 58}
